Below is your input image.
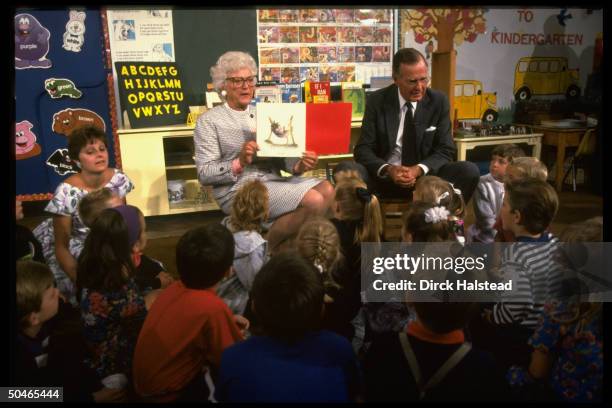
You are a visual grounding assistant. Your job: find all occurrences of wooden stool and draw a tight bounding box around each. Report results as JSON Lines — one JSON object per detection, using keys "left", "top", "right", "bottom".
{"left": 379, "top": 198, "right": 411, "bottom": 241}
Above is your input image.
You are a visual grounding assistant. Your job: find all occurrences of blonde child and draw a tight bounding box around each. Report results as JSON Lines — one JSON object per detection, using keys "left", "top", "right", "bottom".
{"left": 218, "top": 180, "right": 269, "bottom": 315}
{"left": 296, "top": 217, "right": 343, "bottom": 300}
{"left": 506, "top": 156, "right": 548, "bottom": 182}
{"left": 413, "top": 175, "right": 465, "bottom": 243}
{"left": 76, "top": 205, "right": 157, "bottom": 388}
{"left": 16, "top": 260, "right": 125, "bottom": 402}
{"left": 78, "top": 188, "right": 174, "bottom": 292}
{"left": 468, "top": 144, "right": 525, "bottom": 243}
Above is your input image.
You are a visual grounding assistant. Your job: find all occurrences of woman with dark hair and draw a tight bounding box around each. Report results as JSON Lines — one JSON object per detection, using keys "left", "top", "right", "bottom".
{"left": 33, "top": 126, "right": 134, "bottom": 304}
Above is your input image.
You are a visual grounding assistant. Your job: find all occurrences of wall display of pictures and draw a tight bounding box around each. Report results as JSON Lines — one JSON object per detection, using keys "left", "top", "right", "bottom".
{"left": 257, "top": 8, "right": 394, "bottom": 85}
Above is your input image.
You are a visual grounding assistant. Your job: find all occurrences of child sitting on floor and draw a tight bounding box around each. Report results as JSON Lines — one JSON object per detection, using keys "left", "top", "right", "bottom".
{"left": 16, "top": 260, "right": 126, "bottom": 402}
{"left": 507, "top": 217, "right": 603, "bottom": 402}
{"left": 413, "top": 175, "right": 466, "bottom": 244}
{"left": 218, "top": 180, "right": 269, "bottom": 315}
{"left": 215, "top": 251, "right": 362, "bottom": 402}
{"left": 132, "top": 223, "right": 247, "bottom": 402}
{"left": 494, "top": 157, "right": 548, "bottom": 242}
{"left": 467, "top": 144, "right": 525, "bottom": 243}
{"left": 77, "top": 205, "right": 155, "bottom": 390}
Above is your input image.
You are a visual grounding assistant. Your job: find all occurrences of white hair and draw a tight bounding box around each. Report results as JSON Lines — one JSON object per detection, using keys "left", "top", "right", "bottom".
{"left": 210, "top": 51, "right": 257, "bottom": 96}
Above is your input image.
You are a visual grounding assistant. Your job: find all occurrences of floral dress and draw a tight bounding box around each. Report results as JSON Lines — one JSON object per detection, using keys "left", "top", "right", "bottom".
{"left": 507, "top": 301, "right": 603, "bottom": 402}
{"left": 80, "top": 278, "right": 147, "bottom": 380}
{"left": 32, "top": 170, "right": 134, "bottom": 303}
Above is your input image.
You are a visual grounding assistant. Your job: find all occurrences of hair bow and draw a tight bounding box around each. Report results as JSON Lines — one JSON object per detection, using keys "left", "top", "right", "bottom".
{"left": 436, "top": 191, "right": 450, "bottom": 204}
{"left": 313, "top": 262, "right": 324, "bottom": 274}
{"left": 424, "top": 206, "right": 450, "bottom": 224}
{"left": 356, "top": 187, "right": 372, "bottom": 203}
{"left": 448, "top": 182, "right": 462, "bottom": 195}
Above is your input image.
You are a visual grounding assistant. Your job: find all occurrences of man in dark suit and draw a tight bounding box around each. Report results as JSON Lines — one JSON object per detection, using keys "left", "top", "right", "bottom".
{"left": 350, "top": 48, "right": 479, "bottom": 203}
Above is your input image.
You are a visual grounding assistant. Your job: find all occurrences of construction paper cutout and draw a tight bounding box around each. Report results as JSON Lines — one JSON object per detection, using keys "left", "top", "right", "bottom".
{"left": 62, "top": 10, "right": 86, "bottom": 53}
{"left": 15, "top": 13, "right": 52, "bottom": 69}
{"left": 306, "top": 103, "right": 352, "bottom": 155}
{"left": 52, "top": 108, "right": 106, "bottom": 137}
{"left": 15, "top": 120, "right": 42, "bottom": 160}
{"left": 45, "top": 78, "right": 82, "bottom": 99}
{"left": 46, "top": 148, "right": 79, "bottom": 175}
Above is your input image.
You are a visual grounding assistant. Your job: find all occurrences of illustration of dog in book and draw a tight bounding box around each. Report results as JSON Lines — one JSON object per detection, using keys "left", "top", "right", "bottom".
{"left": 266, "top": 116, "right": 297, "bottom": 147}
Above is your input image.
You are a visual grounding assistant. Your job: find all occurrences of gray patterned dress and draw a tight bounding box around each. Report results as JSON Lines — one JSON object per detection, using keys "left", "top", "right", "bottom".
{"left": 194, "top": 103, "right": 322, "bottom": 219}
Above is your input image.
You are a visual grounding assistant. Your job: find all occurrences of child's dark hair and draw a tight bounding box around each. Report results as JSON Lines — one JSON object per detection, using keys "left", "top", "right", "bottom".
{"left": 251, "top": 251, "right": 324, "bottom": 342}
{"left": 175, "top": 223, "right": 234, "bottom": 289}
{"left": 413, "top": 302, "right": 479, "bottom": 333}
{"left": 67, "top": 125, "right": 108, "bottom": 164}
{"left": 77, "top": 207, "right": 136, "bottom": 293}
{"left": 402, "top": 201, "right": 454, "bottom": 242}
{"left": 491, "top": 143, "right": 525, "bottom": 161}
{"left": 505, "top": 178, "right": 558, "bottom": 235}
{"left": 16, "top": 260, "right": 55, "bottom": 329}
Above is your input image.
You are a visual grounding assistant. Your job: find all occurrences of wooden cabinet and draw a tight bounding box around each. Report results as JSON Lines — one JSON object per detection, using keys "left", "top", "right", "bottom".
{"left": 118, "top": 121, "right": 362, "bottom": 216}
{"left": 118, "top": 124, "right": 219, "bottom": 216}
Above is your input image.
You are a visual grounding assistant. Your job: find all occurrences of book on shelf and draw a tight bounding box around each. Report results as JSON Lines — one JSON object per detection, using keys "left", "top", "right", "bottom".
{"left": 255, "top": 81, "right": 282, "bottom": 103}
{"left": 305, "top": 81, "right": 331, "bottom": 103}
{"left": 279, "top": 83, "right": 302, "bottom": 103}
{"left": 341, "top": 82, "right": 365, "bottom": 121}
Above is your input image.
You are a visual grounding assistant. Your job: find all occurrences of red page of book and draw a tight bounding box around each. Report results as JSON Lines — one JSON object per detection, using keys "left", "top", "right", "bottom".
{"left": 305, "top": 103, "right": 352, "bottom": 155}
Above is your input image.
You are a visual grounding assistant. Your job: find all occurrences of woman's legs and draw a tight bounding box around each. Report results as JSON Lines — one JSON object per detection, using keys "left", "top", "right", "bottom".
{"left": 267, "top": 181, "right": 334, "bottom": 252}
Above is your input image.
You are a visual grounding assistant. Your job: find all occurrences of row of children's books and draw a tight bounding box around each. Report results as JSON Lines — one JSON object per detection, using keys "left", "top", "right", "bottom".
{"left": 255, "top": 81, "right": 365, "bottom": 120}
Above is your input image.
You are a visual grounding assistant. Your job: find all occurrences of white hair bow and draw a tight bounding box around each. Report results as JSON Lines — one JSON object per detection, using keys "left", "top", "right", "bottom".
{"left": 313, "top": 262, "right": 324, "bottom": 274}
{"left": 449, "top": 182, "right": 462, "bottom": 195}
{"left": 424, "top": 206, "right": 450, "bottom": 224}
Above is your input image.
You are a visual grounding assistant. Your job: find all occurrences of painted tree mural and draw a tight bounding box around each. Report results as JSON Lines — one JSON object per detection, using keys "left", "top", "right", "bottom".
{"left": 402, "top": 8, "right": 488, "bottom": 53}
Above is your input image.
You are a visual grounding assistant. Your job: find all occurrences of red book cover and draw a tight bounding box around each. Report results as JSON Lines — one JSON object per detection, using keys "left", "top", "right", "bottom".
{"left": 306, "top": 103, "right": 352, "bottom": 155}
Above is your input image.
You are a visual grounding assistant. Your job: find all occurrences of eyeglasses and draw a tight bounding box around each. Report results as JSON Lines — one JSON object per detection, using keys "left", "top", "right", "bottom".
{"left": 225, "top": 76, "right": 257, "bottom": 87}
{"left": 403, "top": 76, "right": 430, "bottom": 87}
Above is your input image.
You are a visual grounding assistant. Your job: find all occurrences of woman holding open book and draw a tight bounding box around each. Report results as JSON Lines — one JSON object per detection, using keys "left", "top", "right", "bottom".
{"left": 194, "top": 51, "right": 334, "bottom": 252}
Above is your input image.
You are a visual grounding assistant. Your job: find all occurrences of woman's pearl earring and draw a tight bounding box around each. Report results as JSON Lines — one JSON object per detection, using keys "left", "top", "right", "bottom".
{"left": 220, "top": 90, "right": 227, "bottom": 97}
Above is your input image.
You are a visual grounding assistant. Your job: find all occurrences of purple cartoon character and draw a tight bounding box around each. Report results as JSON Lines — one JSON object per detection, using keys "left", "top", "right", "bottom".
{"left": 15, "top": 13, "right": 52, "bottom": 69}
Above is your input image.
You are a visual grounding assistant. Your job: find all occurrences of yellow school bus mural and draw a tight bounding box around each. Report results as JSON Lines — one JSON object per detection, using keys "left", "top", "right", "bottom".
{"left": 514, "top": 56, "right": 580, "bottom": 101}
{"left": 454, "top": 80, "right": 498, "bottom": 122}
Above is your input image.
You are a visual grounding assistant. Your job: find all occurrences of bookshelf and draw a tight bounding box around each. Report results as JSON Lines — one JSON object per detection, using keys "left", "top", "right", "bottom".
{"left": 118, "top": 121, "right": 361, "bottom": 216}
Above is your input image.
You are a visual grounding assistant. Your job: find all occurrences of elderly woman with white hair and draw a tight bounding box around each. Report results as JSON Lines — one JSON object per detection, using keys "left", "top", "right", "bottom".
{"left": 194, "top": 51, "right": 334, "bottom": 251}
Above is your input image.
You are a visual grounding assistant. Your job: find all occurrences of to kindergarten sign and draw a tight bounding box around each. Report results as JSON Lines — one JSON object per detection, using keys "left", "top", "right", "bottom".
{"left": 115, "top": 62, "right": 188, "bottom": 128}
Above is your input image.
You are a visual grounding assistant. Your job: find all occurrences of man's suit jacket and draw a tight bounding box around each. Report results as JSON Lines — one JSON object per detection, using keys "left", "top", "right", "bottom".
{"left": 354, "top": 85, "right": 456, "bottom": 178}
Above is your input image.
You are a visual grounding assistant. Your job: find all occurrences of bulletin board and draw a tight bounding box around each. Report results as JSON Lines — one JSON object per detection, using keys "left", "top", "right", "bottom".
{"left": 15, "top": 9, "right": 116, "bottom": 200}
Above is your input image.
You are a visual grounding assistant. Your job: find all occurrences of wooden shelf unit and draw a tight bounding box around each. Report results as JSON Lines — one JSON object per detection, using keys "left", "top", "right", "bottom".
{"left": 118, "top": 122, "right": 362, "bottom": 216}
